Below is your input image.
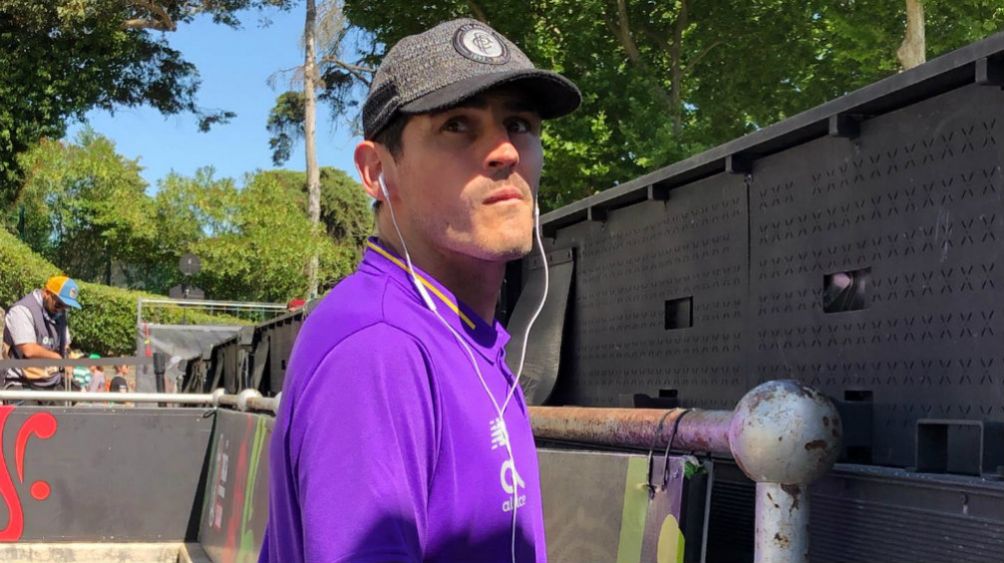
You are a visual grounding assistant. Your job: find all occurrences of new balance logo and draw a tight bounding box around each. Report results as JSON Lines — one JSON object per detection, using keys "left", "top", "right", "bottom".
{"left": 490, "top": 417, "right": 509, "bottom": 450}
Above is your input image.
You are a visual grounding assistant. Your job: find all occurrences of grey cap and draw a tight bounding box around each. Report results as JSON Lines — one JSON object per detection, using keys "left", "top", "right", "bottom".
{"left": 362, "top": 18, "right": 581, "bottom": 140}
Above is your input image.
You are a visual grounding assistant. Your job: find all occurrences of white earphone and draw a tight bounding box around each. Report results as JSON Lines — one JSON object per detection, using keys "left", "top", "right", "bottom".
{"left": 379, "top": 173, "right": 437, "bottom": 311}
{"left": 377, "top": 172, "right": 549, "bottom": 563}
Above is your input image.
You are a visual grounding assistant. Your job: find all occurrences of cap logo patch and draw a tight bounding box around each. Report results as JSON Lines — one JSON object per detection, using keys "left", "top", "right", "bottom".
{"left": 68, "top": 287, "right": 78, "bottom": 299}
{"left": 453, "top": 23, "right": 509, "bottom": 65}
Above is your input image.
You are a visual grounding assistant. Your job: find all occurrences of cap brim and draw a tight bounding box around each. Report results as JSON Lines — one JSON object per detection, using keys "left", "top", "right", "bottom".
{"left": 399, "top": 69, "right": 581, "bottom": 119}
{"left": 60, "top": 296, "right": 81, "bottom": 309}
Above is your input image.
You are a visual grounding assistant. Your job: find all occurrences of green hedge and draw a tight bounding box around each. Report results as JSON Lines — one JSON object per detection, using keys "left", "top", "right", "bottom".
{"left": 1, "top": 228, "right": 245, "bottom": 355}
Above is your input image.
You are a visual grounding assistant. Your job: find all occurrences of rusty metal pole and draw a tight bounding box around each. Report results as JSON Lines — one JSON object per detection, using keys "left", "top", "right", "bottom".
{"left": 530, "top": 406, "right": 732, "bottom": 453}
{"left": 529, "top": 380, "right": 842, "bottom": 563}
{"left": 755, "top": 483, "right": 809, "bottom": 563}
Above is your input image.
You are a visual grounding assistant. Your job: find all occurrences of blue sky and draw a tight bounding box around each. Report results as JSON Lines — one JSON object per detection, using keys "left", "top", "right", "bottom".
{"left": 66, "top": 8, "right": 362, "bottom": 191}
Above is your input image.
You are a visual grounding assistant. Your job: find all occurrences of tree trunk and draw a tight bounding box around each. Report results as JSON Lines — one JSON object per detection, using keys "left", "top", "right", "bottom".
{"left": 466, "top": 0, "right": 489, "bottom": 23}
{"left": 897, "top": 0, "right": 926, "bottom": 70}
{"left": 614, "top": 0, "right": 643, "bottom": 63}
{"left": 670, "top": 0, "right": 688, "bottom": 136}
{"left": 304, "top": 0, "right": 322, "bottom": 299}
{"left": 105, "top": 244, "right": 113, "bottom": 285}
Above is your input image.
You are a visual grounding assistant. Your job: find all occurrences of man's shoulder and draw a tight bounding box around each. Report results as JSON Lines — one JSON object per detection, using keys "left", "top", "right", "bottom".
{"left": 304, "top": 270, "right": 399, "bottom": 340}
{"left": 292, "top": 270, "right": 429, "bottom": 370}
{"left": 5, "top": 303, "right": 33, "bottom": 327}
{"left": 286, "top": 305, "right": 434, "bottom": 404}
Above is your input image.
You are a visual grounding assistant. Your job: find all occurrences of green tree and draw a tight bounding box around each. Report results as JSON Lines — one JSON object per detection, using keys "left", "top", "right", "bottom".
{"left": 258, "top": 167, "right": 373, "bottom": 245}
{"left": 12, "top": 128, "right": 157, "bottom": 286}
{"left": 335, "top": 0, "right": 1004, "bottom": 210}
{"left": 266, "top": 0, "right": 361, "bottom": 297}
{"left": 11, "top": 128, "right": 371, "bottom": 301}
{"left": 190, "top": 168, "right": 367, "bottom": 301}
{"left": 0, "top": 0, "right": 292, "bottom": 207}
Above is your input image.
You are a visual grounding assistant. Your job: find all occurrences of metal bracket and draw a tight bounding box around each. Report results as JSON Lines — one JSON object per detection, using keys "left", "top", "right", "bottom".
{"left": 916, "top": 419, "right": 1004, "bottom": 476}
{"left": 975, "top": 56, "right": 1004, "bottom": 86}
{"left": 829, "top": 114, "right": 862, "bottom": 139}
{"left": 587, "top": 206, "right": 608, "bottom": 223}
{"left": 528, "top": 247, "right": 574, "bottom": 271}
{"left": 726, "top": 154, "right": 753, "bottom": 175}
{"left": 648, "top": 183, "right": 670, "bottom": 201}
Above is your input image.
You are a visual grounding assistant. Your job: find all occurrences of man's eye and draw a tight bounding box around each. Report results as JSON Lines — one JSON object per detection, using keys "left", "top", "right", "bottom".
{"left": 442, "top": 117, "right": 470, "bottom": 133}
{"left": 506, "top": 118, "right": 530, "bottom": 134}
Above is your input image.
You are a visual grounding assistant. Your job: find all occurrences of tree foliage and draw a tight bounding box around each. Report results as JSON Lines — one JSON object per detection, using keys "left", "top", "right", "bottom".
{"left": 338, "top": 0, "right": 1004, "bottom": 210}
{"left": 184, "top": 167, "right": 370, "bottom": 302}
{"left": 0, "top": 0, "right": 292, "bottom": 207}
{"left": 7, "top": 130, "right": 372, "bottom": 303}
{"left": 11, "top": 128, "right": 156, "bottom": 285}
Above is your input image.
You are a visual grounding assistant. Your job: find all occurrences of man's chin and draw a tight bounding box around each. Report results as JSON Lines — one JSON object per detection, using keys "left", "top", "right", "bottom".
{"left": 471, "top": 238, "right": 534, "bottom": 263}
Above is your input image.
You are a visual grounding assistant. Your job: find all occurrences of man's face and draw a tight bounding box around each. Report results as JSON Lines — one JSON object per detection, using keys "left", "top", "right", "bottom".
{"left": 387, "top": 89, "right": 543, "bottom": 263}
{"left": 43, "top": 290, "right": 67, "bottom": 316}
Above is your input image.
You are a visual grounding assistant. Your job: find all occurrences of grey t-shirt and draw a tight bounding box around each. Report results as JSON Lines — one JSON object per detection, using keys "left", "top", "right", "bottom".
{"left": 4, "top": 289, "right": 71, "bottom": 351}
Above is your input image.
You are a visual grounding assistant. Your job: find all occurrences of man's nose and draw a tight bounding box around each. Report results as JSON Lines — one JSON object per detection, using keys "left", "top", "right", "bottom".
{"left": 483, "top": 125, "right": 520, "bottom": 171}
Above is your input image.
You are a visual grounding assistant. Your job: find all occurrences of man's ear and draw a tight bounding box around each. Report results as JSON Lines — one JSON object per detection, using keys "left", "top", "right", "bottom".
{"left": 355, "top": 141, "right": 385, "bottom": 202}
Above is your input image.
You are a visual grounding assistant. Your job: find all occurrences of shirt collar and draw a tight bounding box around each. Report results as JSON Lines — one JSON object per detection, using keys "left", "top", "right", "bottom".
{"left": 32, "top": 289, "right": 56, "bottom": 323}
{"left": 362, "top": 237, "right": 510, "bottom": 364}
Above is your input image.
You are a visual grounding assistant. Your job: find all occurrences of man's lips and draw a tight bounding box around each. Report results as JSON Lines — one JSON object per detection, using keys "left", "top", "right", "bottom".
{"left": 483, "top": 188, "right": 527, "bottom": 204}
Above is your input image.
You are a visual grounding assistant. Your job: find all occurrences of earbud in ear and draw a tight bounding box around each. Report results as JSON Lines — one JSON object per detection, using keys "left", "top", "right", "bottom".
{"left": 378, "top": 174, "right": 390, "bottom": 200}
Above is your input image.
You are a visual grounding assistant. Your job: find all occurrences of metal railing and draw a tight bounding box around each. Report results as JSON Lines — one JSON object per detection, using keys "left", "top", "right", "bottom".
{"left": 137, "top": 298, "right": 288, "bottom": 326}
{"left": 0, "top": 387, "right": 281, "bottom": 414}
{"left": 0, "top": 368, "right": 835, "bottom": 562}
{"left": 530, "top": 380, "right": 842, "bottom": 563}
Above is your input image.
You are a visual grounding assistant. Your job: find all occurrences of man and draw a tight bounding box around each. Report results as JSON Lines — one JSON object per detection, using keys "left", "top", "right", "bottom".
{"left": 3, "top": 275, "right": 82, "bottom": 390}
{"left": 261, "top": 18, "right": 580, "bottom": 563}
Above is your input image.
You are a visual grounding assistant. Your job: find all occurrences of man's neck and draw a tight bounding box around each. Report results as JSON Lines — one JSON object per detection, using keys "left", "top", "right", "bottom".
{"left": 377, "top": 235, "right": 505, "bottom": 324}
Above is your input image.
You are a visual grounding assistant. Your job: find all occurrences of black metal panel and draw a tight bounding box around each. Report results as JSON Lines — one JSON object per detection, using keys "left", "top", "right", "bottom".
{"left": 527, "top": 61, "right": 1004, "bottom": 469}
{"left": 548, "top": 175, "right": 749, "bottom": 410}
{"left": 540, "top": 33, "right": 1004, "bottom": 232}
{"left": 215, "top": 336, "right": 241, "bottom": 394}
{"left": 749, "top": 83, "right": 1004, "bottom": 467}
{"left": 3, "top": 407, "right": 213, "bottom": 542}
{"left": 260, "top": 311, "right": 303, "bottom": 395}
{"left": 506, "top": 248, "right": 575, "bottom": 405}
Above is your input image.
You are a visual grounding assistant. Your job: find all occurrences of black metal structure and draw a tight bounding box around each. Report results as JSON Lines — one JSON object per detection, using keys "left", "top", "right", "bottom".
{"left": 508, "top": 32, "right": 1004, "bottom": 471}
{"left": 181, "top": 309, "right": 304, "bottom": 396}
{"left": 499, "top": 32, "right": 1004, "bottom": 562}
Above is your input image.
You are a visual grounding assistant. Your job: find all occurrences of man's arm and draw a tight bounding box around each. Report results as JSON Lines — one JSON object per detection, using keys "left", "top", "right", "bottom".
{"left": 276, "top": 324, "right": 440, "bottom": 562}
{"left": 15, "top": 342, "right": 62, "bottom": 359}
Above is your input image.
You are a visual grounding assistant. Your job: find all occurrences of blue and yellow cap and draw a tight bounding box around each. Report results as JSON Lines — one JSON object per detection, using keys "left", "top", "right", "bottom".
{"left": 44, "top": 275, "right": 82, "bottom": 309}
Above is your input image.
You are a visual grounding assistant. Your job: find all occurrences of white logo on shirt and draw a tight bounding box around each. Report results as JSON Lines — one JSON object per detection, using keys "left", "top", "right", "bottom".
{"left": 490, "top": 417, "right": 509, "bottom": 450}
{"left": 500, "top": 459, "right": 527, "bottom": 512}
{"left": 492, "top": 417, "right": 527, "bottom": 512}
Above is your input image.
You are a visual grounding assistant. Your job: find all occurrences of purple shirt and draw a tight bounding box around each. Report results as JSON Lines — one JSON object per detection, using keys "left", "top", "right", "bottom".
{"left": 260, "top": 238, "right": 547, "bottom": 562}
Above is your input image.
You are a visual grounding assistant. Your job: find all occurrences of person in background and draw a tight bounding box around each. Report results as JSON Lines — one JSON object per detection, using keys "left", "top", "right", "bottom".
{"left": 70, "top": 351, "right": 91, "bottom": 390}
{"left": 87, "top": 353, "right": 106, "bottom": 392}
{"left": 108, "top": 375, "right": 129, "bottom": 393}
{"left": 2, "top": 275, "right": 82, "bottom": 390}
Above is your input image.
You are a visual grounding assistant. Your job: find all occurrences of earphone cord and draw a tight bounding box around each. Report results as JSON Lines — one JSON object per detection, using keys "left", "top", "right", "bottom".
{"left": 382, "top": 177, "right": 544, "bottom": 563}
{"left": 502, "top": 202, "right": 549, "bottom": 414}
